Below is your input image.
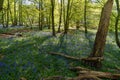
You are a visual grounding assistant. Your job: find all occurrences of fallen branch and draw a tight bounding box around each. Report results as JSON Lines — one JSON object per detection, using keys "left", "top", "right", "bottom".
{"left": 70, "top": 66, "right": 120, "bottom": 79}
{"left": 44, "top": 75, "right": 101, "bottom": 80}
{"left": 48, "top": 52, "right": 120, "bottom": 79}
{"left": 49, "top": 52, "right": 103, "bottom": 61}
{"left": 70, "top": 66, "right": 90, "bottom": 72}
{"left": 44, "top": 76, "right": 65, "bottom": 80}
{"left": 68, "top": 75, "right": 101, "bottom": 80}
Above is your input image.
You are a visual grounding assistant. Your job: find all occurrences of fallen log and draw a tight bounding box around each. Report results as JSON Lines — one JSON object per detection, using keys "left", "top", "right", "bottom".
{"left": 70, "top": 66, "right": 120, "bottom": 79}
{"left": 70, "top": 66, "right": 90, "bottom": 72}
{"left": 48, "top": 52, "right": 120, "bottom": 79}
{"left": 49, "top": 52, "right": 103, "bottom": 68}
{"left": 44, "top": 76, "right": 66, "bottom": 80}
{"left": 68, "top": 75, "right": 101, "bottom": 80}
{"left": 79, "top": 71, "right": 120, "bottom": 79}
{"left": 49, "top": 52, "right": 103, "bottom": 61}
{"left": 44, "top": 75, "right": 101, "bottom": 80}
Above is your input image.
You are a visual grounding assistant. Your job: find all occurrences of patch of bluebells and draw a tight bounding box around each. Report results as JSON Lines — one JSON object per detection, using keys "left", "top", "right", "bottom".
{"left": 0, "top": 62, "right": 12, "bottom": 75}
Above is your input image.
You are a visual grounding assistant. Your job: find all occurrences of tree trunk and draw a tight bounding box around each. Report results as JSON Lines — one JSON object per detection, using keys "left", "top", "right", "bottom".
{"left": 38, "top": 0, "right": 44, "bottom": 30}
{"left": 19, "top": 0, "right": 23, "bottom": 26}
{"left": 48, "top": 12, "right": 51, "bottom": 29}
{"left": 10, "top": 8, "right": 14, "bottom": 25}
{"left": 58, "top": 0, "right": 63, "bottom": 33}
{"left": 51, "top": 0, "right": 56, "bottom": 36}
{"left": 6, "top": 0, "right": 10, "bottom": 28}
{"left": 2, "top": 10, "right": 5, "bottom": 27}
{"left": 40, "top": 0, "right": 44, "bottom": 30}
{"left": 13, "top": 0, "right": 17, "bottom": 26}
{"left": 89, "top": 0, "right": 113, "bottom": 68}
{"left": 115, "top": 0, "right": 120, "bottom": 48}
{"left": 38, "top": 0, "right": 41, "bottom": 30}
{"left": 64, "top": 0, "right": 70, "bottom": 34}
{"left": 0, "top": 0, "right": 4, "bottom": 11}
{"left": 63, "top": 0, "right": 65, "bottom": 31}
{"left": 90, "top": 0, "right": 113, "bottom": 57}
{"left": 84, "top": 0, "right": 87, "bottom": 34}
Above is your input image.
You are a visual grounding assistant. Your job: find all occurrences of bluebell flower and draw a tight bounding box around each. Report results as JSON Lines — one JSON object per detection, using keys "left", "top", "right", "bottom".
{"left": 0, "top": 62, "right": 7, "bottom": 67}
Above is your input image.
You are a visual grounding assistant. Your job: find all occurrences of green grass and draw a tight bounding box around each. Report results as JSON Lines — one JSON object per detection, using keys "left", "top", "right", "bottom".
{"left": 0, "top": 29, "right": 120, "bottom": 79}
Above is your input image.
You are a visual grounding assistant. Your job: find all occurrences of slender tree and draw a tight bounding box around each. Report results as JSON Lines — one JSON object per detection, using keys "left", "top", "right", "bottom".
{"left": 38, "top": 0, "right": 44, "bottom": 30}
{"left": 10, "top": 6, "right": 14, "bottom": 25}
{"left": 84, "top": 0, "right": 87, "bottom": 34}
{"left": 58, "top": 0, "right": 63, "bottom": 33}
{"left": 0, "top": 0, "right": 4, "bottom": 11}
{"left": 51, "top": 0, "right": 56, "bottom": 36}
{"left": 64, "top": 0, "right": 70, "bottom": 34}
{"left": 19, "top": 0, "right": 23, "bottom": 26}
{"left": 38, "top": 0, "right": 41, "bottom": 30}
{"left": 48, "top": 10, "right": 51, "bottom": 29}
{"left": 2, "top": 10, "right": 5, "bottom": 27}
{"left": 115, "top": 0, "right": 120, "bottom": 48}
{"left": 6, "top": 0, "right": 10, "bottom": 28}
{"left": 63, "top": 0, "right": 65, "bottom": 30}
{"left": 13, "top": 0, "right": 17, "bottom": 26}
{"left": 40, "top": 0, "right": 44, "bottom": 30}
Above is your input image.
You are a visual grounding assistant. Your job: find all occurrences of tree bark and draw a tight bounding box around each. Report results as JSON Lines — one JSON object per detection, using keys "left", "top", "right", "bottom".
{"left": 115, "top": 0, "right": 120, "bottom": 48}
{"left": 84, "top": 0, "right": 87, "bottom": 34}
{"left": 13, "top": 0, "right": 17, "bottom": 26}
{"left": 6, "top": 0, "right": 10, "bottom": 28}
{"left": 2, "top": 10, "right": 5, "bottom": 27}
{"left": 90, "top": 0, "right": 113, "bottom": 57}
{"left": 51, "top": 0, "right": 56, "bottom": 36}
{"left": 38, "top": 0, "right": 44, "bottom": 30}
{"left": 38, "top": 0, "right": 41, "bottom": 30}
{"left": 64, "top": 0, "right": 70, "bottom": 34}
{"left": 48, "top": 11, "right": 51, "bottom": 29}
{"left": 19, "top": 0, "right": 23, "bottom": 26}
{"left": 58, "top": 0, "right": 63, "bottom": 33}
{"left": 0, "top": 0, "right": 4, "bottom": 11}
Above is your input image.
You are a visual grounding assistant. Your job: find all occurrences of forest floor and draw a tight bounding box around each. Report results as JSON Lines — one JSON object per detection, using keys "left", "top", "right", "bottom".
{"left": 0, "top": 27, "right": 120, "bottom": 80}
